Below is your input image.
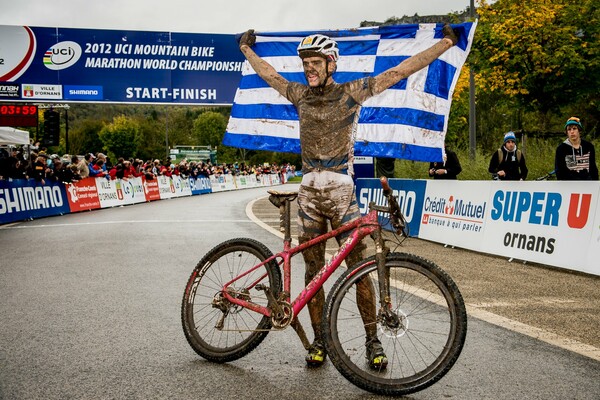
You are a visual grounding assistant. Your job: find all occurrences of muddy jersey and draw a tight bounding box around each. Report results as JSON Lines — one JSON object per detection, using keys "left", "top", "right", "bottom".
{"left": 285, "top": 78, "right": 376, "bottom": 174}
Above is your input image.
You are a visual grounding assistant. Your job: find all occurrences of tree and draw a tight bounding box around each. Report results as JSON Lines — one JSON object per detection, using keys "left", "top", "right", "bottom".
{"left": 192, "top": 110, "right": 241, "bottom": 162}
{"left": 98, "top": 115, "right": 142, "bottom": 160}
{"left": 472, "top": 0, "right": 600, "bottom": 127}
{"left": 68, "top": 119, "right": 104, "bottom": 155}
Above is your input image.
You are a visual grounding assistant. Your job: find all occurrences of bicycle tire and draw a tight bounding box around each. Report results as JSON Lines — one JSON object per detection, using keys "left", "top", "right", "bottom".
{"left": 181, "top": 238, "right": 282, "bottom": 363}
{"left": 323, "top": 252, "right": 467, "bottom": 396}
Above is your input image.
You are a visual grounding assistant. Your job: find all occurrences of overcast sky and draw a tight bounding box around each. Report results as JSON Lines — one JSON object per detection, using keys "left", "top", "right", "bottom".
{"left": 0, "top": 0, "right": 473, "bottom": 34}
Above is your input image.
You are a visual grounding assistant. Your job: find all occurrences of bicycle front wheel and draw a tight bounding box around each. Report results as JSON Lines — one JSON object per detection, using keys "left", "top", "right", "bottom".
{"left": 181, "top": 238, "right": 281, "bottom": 363}
{"left": 323, "top": 253, "right": 467, "bottom": 396}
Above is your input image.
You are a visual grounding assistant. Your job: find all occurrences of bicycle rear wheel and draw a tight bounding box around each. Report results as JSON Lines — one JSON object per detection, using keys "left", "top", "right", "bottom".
{"left": 323, "top": 253, "right": 467, "bottom": 396}
{"left": 181, "top": 238, "right": 281, "bottom": 363}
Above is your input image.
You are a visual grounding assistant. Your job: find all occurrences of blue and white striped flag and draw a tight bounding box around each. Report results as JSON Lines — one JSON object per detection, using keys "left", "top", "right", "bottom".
{"left": 223, "top": 22, "right": 477, "bottom": 162}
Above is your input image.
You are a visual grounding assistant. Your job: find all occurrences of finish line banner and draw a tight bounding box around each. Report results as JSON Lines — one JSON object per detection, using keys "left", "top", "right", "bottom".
{"left": 0, "top": 25, "right": 245, "bottom": 104}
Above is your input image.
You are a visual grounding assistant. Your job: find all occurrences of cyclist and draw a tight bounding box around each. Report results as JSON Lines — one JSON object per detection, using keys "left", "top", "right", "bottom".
{"left": 238, "top": 25, "right": 459, "bottom": 368}
{"left": 555, "top": 117, "right": 598, "bottom": 180}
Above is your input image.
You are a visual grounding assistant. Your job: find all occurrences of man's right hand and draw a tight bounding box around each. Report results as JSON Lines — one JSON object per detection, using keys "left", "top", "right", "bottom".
{"left": 442, "top": 23, "right": 459, "bottom": 46}
{"left": 237, "top": 29, "right": 256, "bottom": 49}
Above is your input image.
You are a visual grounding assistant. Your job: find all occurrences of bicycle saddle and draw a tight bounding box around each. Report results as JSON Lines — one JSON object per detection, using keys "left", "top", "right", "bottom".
{"left": 267, "top": 190, "right": 298, "bottom": 207}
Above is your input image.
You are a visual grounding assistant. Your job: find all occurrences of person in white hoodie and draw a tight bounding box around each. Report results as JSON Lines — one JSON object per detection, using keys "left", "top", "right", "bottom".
{"left": 488, "top": 131, "right": 528, "bottom": 180}
{"left": 555, "top": 117, "right": 598, "bottom": 180}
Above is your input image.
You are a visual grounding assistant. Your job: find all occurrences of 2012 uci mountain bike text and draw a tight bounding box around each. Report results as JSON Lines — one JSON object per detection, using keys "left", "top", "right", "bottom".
{"left": 181, "top": 177, "right": 467, "bottom": 396}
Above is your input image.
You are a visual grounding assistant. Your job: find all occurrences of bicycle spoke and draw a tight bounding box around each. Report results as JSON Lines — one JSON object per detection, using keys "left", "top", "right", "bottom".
{"left": 324, "top": 254, "right": 467, "bottom": 396}
{"left": 182, "top": 238, "right": 282, "bottom": 363}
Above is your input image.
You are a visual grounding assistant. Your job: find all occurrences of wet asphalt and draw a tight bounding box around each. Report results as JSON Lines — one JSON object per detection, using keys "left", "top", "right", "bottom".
{"left": 0, "top": 184, "right": 598, "bottom": 400}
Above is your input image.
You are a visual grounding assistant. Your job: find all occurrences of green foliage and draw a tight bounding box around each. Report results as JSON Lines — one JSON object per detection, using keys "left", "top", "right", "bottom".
{"left": 192, "top": 110, "right": 236, "bottom": 163}
{"left": 67, "top": 119, "right": 104, "bottom": 156}
{"left": 98, "top": 115, "right": 142, "bottom": 160}
{"left": 393, "top": 137, "right": 599, "bottom": 180}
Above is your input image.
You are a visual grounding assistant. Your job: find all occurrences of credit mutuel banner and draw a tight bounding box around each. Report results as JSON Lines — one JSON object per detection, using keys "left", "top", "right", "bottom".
{"left": 0, "top": 25, "right": 245, "bottom": 104}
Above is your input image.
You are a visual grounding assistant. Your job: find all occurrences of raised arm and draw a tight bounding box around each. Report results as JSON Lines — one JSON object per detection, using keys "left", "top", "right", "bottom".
{"left": 238, "top": 30, "right": 289, "bottom": 97}
{"left": 372, "top": 24, "right": 459, "bottom": 96}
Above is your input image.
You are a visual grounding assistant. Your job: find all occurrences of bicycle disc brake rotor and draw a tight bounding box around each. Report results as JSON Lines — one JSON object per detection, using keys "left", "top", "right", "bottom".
{"left": 378, "top": 308, "right": 409, "bottom": 338}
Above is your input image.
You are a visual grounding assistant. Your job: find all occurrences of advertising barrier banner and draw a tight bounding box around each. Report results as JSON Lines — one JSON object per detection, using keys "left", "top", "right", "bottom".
{"left": 419, "top": 181, "right": 489, "bottom": 249}
{"left": 356, "top": 178, "right": 599, "bottom": 277}
{"left": 0, "top": 25, "right": 245, "bottom": 104}
{"left": 3, "top": 175, "right": 598, "bottom": 277}
{"left": 65, "top": 178, "right": 101, "bottom": 212}
{"left": 0, "top": 178, "right": 70, "bottom": 223}
{"left": 481, "top": 181, "right": 599, "bottom": 276}
{"left": 355, "top": 178, "right": 426, "bottom": 237}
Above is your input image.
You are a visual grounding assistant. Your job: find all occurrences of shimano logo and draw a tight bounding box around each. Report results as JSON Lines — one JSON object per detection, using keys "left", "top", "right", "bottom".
{"left": 69, "top": 89, "right": 99, "bottom": 95}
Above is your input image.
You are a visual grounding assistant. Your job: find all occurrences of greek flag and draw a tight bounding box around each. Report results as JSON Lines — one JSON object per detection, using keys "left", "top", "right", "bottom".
{"left": 223, "top": 22, "right": 477, "bottom": 162}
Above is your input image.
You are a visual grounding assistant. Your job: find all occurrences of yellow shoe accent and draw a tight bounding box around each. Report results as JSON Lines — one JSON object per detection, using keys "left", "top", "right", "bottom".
{"left": 306, "top": 343, "right": 326, "bottom": 367}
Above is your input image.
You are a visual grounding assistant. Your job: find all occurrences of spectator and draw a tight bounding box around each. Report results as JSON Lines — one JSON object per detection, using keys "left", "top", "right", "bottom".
{"left": 96, "top": 153, "right": 110, "bottom": 170}
{"left": 90, "top": 158, "right": 107, "bottom": 178}
{"left": 152, "top": 159, "right": 162, "bottom": 176}
{"left": 10, "top": 150, "right": 28, "bottom": 180}
{"left": 429, "top": 145, "right": 462, "bottom": 180}
{"left": 108, "top": 163, "right": 126, "bottom": 180}
{"left": 143, "top": 164, "right": 155, "bottom": 180}
{"left": 375, "top": 157, "right": 395, "bottom": 179}
{"left": 77, "top": 154, "right": 92, "bottom": 178}
{"left": 28, "top": 153, "right": 49, "bottom": 184}
{"left": 488, "top": 132, "right": 528, "bottom": 181}
{"left": 46, "top": 156, "right": 68, "bottom": 182}
{"left": 555, "top": 117, "right": 598, "bottom": 181}
{"left": 63, "top": 163, "right": 82, "bottom": 183}
{"left": 129, "top": 160, "right": 144, "bottom": 177}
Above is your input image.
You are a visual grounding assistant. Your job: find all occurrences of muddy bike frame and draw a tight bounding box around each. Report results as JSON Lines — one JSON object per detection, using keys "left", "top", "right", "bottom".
{"left": 220, "top": 180, "right": 397, "bottom": 345}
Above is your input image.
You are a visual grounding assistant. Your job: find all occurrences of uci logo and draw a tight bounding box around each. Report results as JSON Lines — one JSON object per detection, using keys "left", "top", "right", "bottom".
{"left": 43, "top": 41, "right": 82, "bottom": 70}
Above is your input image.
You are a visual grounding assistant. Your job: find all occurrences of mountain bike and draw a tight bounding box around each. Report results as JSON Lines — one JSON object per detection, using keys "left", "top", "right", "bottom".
{"left": 181, "top": 177, "right": 467, "bottom": 396}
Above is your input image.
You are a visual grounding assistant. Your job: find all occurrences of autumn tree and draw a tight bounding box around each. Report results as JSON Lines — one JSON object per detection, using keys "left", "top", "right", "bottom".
{"left": 472, "top": 0, "right": 599, "bottom": 130}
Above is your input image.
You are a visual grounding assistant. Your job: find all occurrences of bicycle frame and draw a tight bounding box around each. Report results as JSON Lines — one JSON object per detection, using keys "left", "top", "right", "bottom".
{"left": 221, "top": 207, "right": 383, "bottom": 319}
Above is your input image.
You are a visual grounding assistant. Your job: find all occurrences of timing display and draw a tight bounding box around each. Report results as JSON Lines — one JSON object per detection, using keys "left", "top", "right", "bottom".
{"left": 0, "top": 104, "right": 39, "bottom": 127}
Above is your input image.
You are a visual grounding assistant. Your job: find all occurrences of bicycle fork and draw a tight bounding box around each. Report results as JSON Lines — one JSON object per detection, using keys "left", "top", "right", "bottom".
{"left": 371, "top": 229, "right": 401, "bottom": 330}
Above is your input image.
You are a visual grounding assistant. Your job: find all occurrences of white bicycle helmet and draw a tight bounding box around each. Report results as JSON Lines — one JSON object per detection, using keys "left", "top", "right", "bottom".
{"left": 297, "top": 34, "right": 339, "bottom": 62}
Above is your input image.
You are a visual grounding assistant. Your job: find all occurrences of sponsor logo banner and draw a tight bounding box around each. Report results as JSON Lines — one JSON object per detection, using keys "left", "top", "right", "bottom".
{"left": 64, "top": 85, "right": 103, "bottom": 100}
{"left": 0, "top": 84, "right": 20, "bottom": 98}
{"left": 21, "top": 83, "right": 62, "bottom": 99}
{"left": 65, "top": 178, "right": 101, "bottom": 212}
{"left": 0, "top": 179, "right": 70, "bottom": 223}
{"left": 419, "top": 181, "right": 488, "bottom": 247}
{"left": 356, "top": 178, "right": 426, "bottom": 237}
{"left": 481, "top": 181, "right": 599, "bottom": 274}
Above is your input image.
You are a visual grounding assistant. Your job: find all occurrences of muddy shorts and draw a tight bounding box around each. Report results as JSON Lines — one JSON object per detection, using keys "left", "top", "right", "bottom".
{"left": 297, "top": 170, "right": 366, "bottom": 280}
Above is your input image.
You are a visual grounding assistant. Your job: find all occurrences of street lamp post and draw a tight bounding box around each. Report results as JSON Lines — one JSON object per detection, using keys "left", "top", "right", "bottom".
{"left": 469, "top": 0, "right": 477, "bottom": 160}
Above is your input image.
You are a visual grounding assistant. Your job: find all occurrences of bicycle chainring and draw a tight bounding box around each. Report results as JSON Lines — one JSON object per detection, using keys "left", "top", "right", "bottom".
{"left": 271, "top": 301, "right": 293, "bottom": 329}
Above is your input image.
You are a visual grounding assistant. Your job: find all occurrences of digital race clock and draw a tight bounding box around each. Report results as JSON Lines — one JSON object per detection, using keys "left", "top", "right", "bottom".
{"left": 0, "top": 104, "right": 39, "bottom": 127}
